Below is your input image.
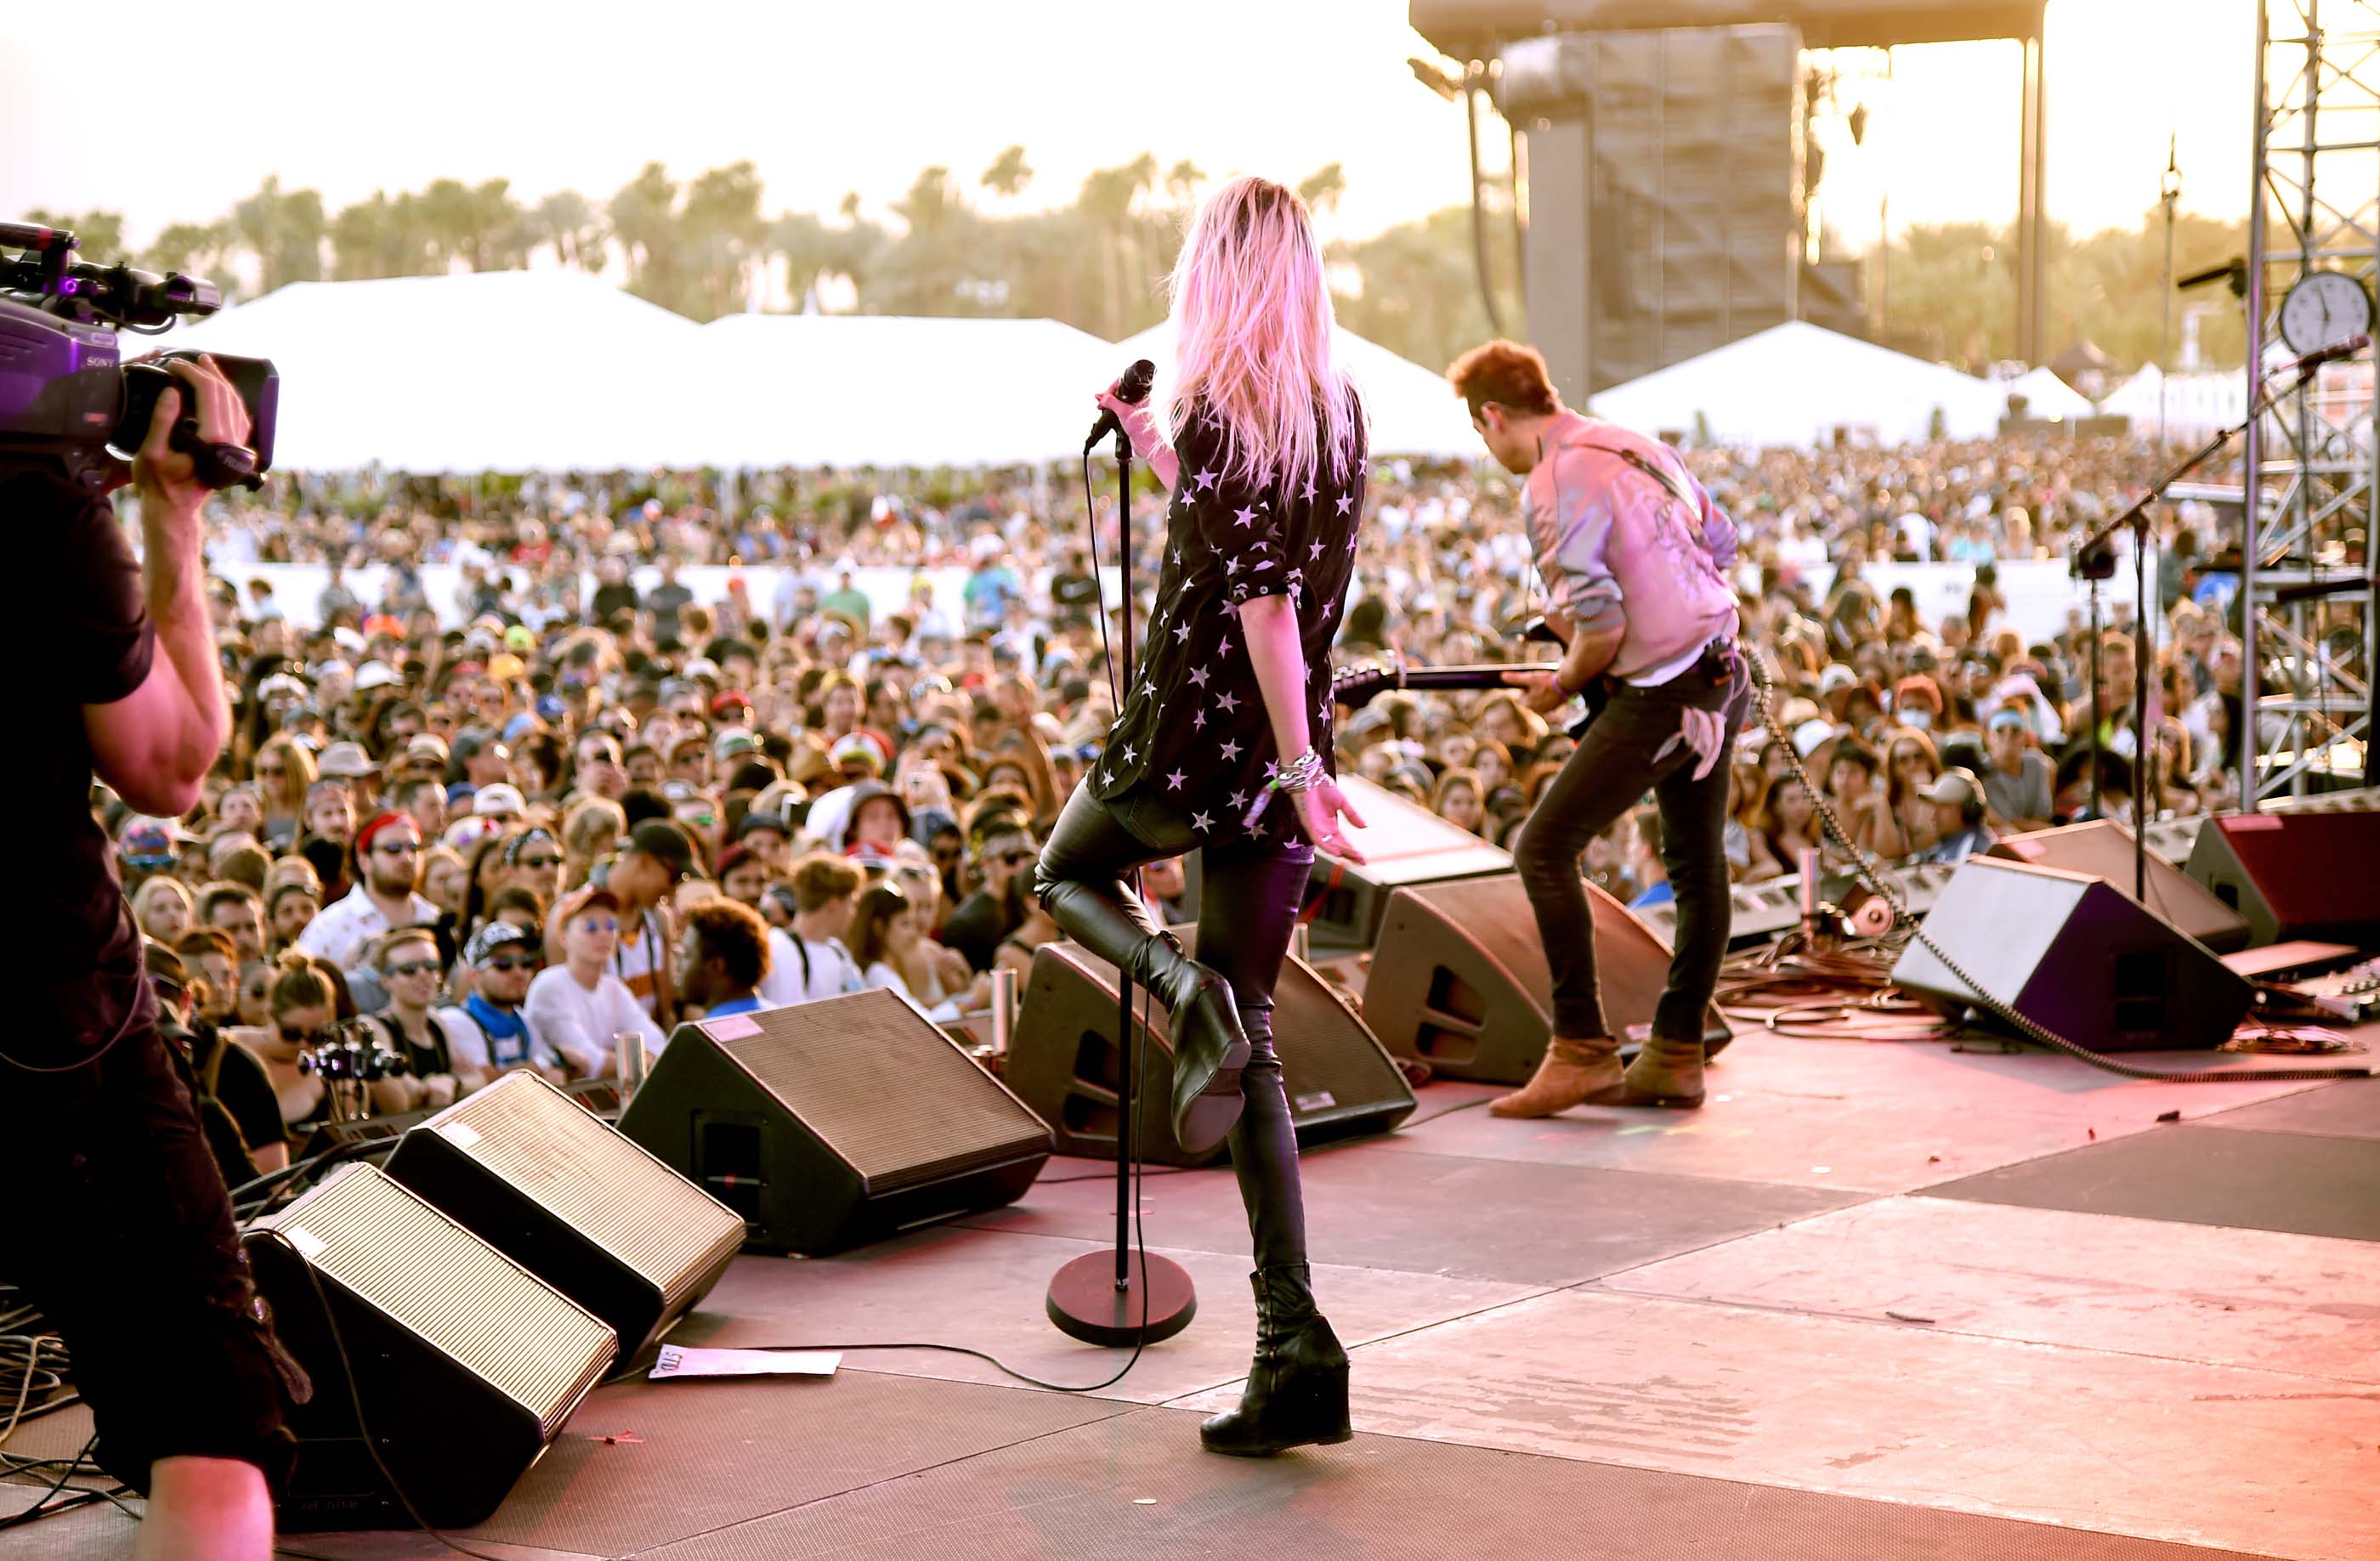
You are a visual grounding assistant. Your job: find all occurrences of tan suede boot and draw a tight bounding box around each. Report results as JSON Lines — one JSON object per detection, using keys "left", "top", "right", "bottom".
{"left": 1488, "top": 1035, "right": 1624, "bottom": 1117}
{"left": 1621, "top": 1032, "right": 1707, "bottom": 1108}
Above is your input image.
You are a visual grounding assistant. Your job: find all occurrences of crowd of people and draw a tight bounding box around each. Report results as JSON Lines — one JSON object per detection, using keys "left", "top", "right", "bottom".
{"left": 111, "top": 424, "right": 2268, "bottom": 1183}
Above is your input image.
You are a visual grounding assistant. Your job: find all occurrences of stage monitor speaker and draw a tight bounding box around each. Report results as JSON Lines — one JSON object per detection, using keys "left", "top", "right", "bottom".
{"left": 1987, "top": 819, "right": 2252, "bottom": 953}
{"left": 2184, "top": 812, "right": 2380, "bottom": 949}
{"left": 1359, "top": 873, "right": 1731, "bottom": 1085}
{"left": 1891, "top": 857, "right": 2252, "bottom": 1050}
{"left": 384, "top": 1070, "right": 745, "bottom": 1365}
{"left": 245, "top": 1162, "right": 615, "bottom": 1532}
{"left": 1294, "top": 775, "right": 1513, "bottom": 953}
{"left": 1006, "top": 930, "right": 1416, "bottom": 1168}
{"left": 618, "top": 989, "right": 1052, "bottom": 1256}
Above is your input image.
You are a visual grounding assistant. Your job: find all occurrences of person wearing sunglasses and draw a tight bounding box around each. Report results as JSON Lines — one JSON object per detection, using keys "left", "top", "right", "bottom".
{"left": 356, "top": 926, "right": 462, "bottom": 1112}
{"left": 438, "top": 920, "right": 558, "bottom": 1093}
{"left": 502, "top": 826, "right": 565, "bottom": 906}
{"left": 938, "top": 814, "right": 1040, "bottom": 975}
{"left": 292, "top": 812, "right": 439, "bottom": 970}
{"left": 526, "top": 885, "right": 666, "bottom": 1079}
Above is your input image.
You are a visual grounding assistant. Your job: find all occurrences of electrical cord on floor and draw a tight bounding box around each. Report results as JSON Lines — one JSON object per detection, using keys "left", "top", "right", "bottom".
{"left": 1738, "top": 650, "right": 2370, "bottom": 1083}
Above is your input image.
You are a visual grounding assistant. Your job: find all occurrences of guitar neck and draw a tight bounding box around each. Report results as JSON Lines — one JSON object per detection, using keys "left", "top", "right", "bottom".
{"left": 1331, "top": 662, "right": 1558, "bottom": 707}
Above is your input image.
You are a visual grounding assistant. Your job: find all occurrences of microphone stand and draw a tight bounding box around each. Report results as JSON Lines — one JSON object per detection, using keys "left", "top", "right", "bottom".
{"left": 1045, "top": 423, "right": 1198, "bottom": 1349}
{"left": 2069, "top": 357, "right": 2320, "bottom": 902}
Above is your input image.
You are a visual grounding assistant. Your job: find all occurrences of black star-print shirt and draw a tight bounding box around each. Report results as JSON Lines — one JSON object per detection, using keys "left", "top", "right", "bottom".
{"left": 1092, "top": 397, "right": 1367, "bottom": 843}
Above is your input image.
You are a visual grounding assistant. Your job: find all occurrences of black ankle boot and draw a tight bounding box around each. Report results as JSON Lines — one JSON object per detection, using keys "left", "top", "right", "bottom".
{"left": 1038, "top": 883, "right": 1250, "bottom": 1157}
{"left": 1134, "top": 931, "right": 1252, "bottom": 1157}
{"left": 1199, "top": 1264, "right": 1352, "bottom": 1457}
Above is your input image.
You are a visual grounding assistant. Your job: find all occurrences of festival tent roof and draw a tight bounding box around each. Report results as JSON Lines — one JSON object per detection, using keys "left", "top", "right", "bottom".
{"left": 2097, "top": 363, "right": 2251, "bottom": 438}
{"left": 1111, "top": 322, "right": 1480, "bottom": 459}
{"left": 696, "top": 313, "right": 1123, "bottom": 467}
{"left": 1588, "top": 320, "right": 2010, "bottom": 446}
{"left": 2002, "top": 365, "right": 2098, "bottom": 420}
{"left": 156, "top": 269, "right": 709, "bottom": 472}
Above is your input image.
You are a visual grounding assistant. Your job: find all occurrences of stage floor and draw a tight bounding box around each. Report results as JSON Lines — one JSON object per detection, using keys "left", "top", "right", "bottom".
{"left": 10, "top": 1027, "right": 2377, "bottom": 1561}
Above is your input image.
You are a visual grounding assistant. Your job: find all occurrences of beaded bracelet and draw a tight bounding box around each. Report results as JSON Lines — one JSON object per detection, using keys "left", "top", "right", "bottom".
{"left": 1240, "top": 749, "right": 1326, "bottom": 830}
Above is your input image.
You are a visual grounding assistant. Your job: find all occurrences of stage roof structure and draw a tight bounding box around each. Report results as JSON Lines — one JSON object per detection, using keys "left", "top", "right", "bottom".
{"left": 1409, "top": 0, "right": 2044, "bottom": 51}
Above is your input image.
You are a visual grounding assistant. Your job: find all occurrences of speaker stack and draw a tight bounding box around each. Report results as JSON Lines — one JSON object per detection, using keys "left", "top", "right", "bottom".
{"left": 1004, "top": 930, "right": 1417, "bottom": 1168}
{"left": 1358, "top": 874, "right": 1732, "bottom": 1084}
{"left": 246, "top": 1162, "right": 617, "bottom": 1530}
{"left": 1891, "top": 857, "right": 2253, "bottom": 1050}
{"left": 619, "top": 988, "right": 1053, "bottom": 1254}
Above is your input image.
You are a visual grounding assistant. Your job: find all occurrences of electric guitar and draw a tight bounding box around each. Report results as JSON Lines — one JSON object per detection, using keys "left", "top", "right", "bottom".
{"left": 1329, "top": 657, "right": 1603, "bottom": 735}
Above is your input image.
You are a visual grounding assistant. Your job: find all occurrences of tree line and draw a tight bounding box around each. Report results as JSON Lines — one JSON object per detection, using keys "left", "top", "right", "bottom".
{"left": 27, "top": 154, "right": 2247, "bottom": 379}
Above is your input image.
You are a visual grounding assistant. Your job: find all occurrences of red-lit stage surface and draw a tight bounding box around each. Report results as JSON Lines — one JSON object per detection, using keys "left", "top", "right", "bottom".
{"left": 10, "top": 1025, "right": 2376, "bottom": 1561}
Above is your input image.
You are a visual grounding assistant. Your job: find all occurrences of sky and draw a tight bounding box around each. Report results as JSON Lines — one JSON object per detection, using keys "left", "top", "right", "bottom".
{"left": 2, "top": 0, "right": 2253, "bottom": 257}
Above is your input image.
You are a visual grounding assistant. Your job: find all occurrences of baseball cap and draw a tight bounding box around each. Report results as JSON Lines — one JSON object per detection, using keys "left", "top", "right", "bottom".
{"left": 504, "top": 625, "right": 537, "bottom": 653}
{"left": 713, "top": 727, "right": 758, "bottom": 761}
{"left": 318, "top": 741, "right": 375, "bottom": 779}
{"left": 464, "top": 919, "right": 536, "bottom": 967}
{"left": 473, "top": 783, "right": 527, "bottom": 818}
{"left": 119, "top": 819, "right": 182, "bottom": 869}
{"left": 487, "top": 653, "right": 526, "bottom": 683}
{"left": 258, "top": 672, "right": 309, "bottom": 701}
{"left": 830, "top": 733, "right": 885, "bottom": 774}
{"left": 620, "top": 818, "right": 696, "bottom": 880}
{"left": 1987, "top": 706, "right": 2030, "bottom": 732}
{"left": 1924, "top": 771, "right": 1985, "bottom": 807}
{"left": 736, "top": 809, "right": 791, "bottom": 841}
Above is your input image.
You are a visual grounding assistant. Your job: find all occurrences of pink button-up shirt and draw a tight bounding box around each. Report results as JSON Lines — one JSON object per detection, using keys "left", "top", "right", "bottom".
{"left": 1522, "top": 413, "right": 1740, "bottom": 683}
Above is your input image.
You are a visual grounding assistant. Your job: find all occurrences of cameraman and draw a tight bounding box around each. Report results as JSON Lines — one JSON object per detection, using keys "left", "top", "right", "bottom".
{"left": 1, "top": 357, "right": 303, "bottom": 1561}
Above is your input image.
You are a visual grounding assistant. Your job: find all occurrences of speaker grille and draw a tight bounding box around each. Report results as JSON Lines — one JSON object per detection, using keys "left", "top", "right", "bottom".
{"left": 256, "top": 1163, "right": 615, "bottom": 1437}
{"left": 719, "top": 992, "right": 1050, "bottom": 1194}
{"left": 423, "top": 1072, "right": 745, "bottom": 1317}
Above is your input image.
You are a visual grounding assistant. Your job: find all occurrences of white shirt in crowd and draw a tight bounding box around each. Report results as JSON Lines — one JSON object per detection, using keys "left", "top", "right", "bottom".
{"left": 758, "top": 927, "right": 866, "bottom": 1008}
{"left": 434, "top": 1003, "right": 559, "bottom": 1077}
{"left": 524, "top": 966, "right": 666, "bottom": 1077}
{"left": 295, "top": 885, "right": 440, "bottom": 970}
{"left": 864, "top": 960, "right": 963, "bottom": 1023}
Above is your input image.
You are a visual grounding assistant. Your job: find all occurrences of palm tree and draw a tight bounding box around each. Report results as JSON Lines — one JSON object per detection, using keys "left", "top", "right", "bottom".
{"left": 1164, "top": 159, "right": 1205, "bottom": 212}
{"left": 981, "top": 144, "right": 1034, "bottom": 206}
{"left": 1297, "top": 163, "right": 1346, "bottom": 218}
{"left": 230, "top": 177, "right": 326, "bottom": 294}
{"left": 680, "top": 161, "right": 768, "bottom": 320}
{"left": 609, "top": 162, "right": 686, "bottom": 312}
{"left": 535, "top": 190, "right": 609, "bottom": 272}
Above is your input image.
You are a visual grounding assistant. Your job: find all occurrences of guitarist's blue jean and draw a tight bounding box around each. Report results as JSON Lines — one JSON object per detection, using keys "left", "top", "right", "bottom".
{"left": 1512, "top": 642, "right": 1747, "bottom": 1044}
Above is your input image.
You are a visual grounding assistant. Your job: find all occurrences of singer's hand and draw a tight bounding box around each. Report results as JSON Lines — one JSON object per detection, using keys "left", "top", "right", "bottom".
{"left": 1093, "top": 380, "right": 1166, "bottom": 467}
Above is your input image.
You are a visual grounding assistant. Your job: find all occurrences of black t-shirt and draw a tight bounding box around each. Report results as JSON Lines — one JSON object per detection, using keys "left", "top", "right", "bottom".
{"left": 1091, "top": 399, "right": 1366, "bottom": 842}
{"left": 649, "top": 580, "right": 694, "bottom": 642}
{"left": 591, "top": 580, "right": 640, "bottom": 621}
{"left": 7, "top": 467, "right": 158, "bottom": 1059}
{"left": 1050, "top": 568, "right": 1102, "bottom": 616}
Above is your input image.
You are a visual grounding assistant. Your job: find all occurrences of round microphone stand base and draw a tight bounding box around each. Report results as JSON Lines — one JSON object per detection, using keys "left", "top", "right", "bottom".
{"left": 1046, "top": 1249, "right": 1198, "bottom": 1349}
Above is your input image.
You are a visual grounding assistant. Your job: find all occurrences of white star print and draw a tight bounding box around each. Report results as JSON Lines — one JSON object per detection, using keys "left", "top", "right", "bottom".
{"left": 1228, "top": 790, "right": 1247, "bottom": 811}
{"left": 1122, "top": 744, "right": 1137, "bottom": 764}
{"left": 1218, "top": 692, "right": 1240, "bottom": 713}
{"left": 1264, "top": 760, "right": 1278, "bottom": 778}
{"left": 1194, "top": 467, "right": 1220, "bottom": 491}
{"left": 1309, "top": 541, "right": 1324, "bottom": 560}
{"left": 1189, "top": 665, "right": 1210, "bottom": 687}
{"left": 1217, "top": 637, "right": 1232, "bottom": 657}
{"left": 1171, "top": 547, "right": 1182, "bottom": 568}
{"left": 1192, "top": 810, "right": 1214, "bottom": 831}
{"left": 1225, "top": 556, "right": 1243, "bottom": 575}
{"left": 1165, "top": 768, "right": 1187, "bottom": 789}
{"left": 1233, "top": 505, "right": 1258, "bottom": 529}
{"left": 1193, "top": 709, "right": 1207, "bottom": 729}
{"left": 1251, "top": 819, "right": 1266, "bottom": 839}
{"left": 1302, "top": 477, "right": 1318, "bottom": 502}
{"left": 1173, "top": 620, "right": 1191, "bottom": 643}
{"left": 1335, "top": 493, "right": 1353, "bottom": 516}
{"left": 1318, "top": 696, "right": 1331, "bottom": 719}
{"left": 1219, "top": 739, "right": 1241, "bottom": 761}
{"left": 1101, "top": 768, "right": 1113, "bottom": 786}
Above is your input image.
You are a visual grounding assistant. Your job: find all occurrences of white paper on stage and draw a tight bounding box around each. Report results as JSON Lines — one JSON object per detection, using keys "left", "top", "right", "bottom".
{"left": 649, "top": 1345, "right": 842, "bottom": 1380}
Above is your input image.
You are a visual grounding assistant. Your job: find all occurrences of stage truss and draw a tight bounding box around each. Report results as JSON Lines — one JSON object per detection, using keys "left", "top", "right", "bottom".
{"left": 2245, "top": 0, "right": 2379, "bottom": 802}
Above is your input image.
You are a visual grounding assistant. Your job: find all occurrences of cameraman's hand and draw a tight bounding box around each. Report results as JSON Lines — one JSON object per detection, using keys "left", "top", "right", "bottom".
{"left": 133, "top": 355, "right": 248, "bottom": 519}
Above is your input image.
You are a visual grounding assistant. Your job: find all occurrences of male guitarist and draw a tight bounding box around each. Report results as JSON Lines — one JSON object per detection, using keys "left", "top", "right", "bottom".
{"left": 1448, "top": 341, "right": 1746, "bottom": 1117}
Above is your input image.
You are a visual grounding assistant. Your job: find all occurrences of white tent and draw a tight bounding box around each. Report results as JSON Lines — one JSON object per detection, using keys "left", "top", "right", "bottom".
{"left": 2002, "top": 365, "right": 2099, "bottom": 421}
{"left": 2098, "top": 364, "right": 2250, "bottom": 440}
{"left": 156, "top": 270, "right": 708, "bottom": 472}
{"left": 699, "top": 314, "right": 1122, "bottom": 467}
{"left": 1111, "top": 321, "right": 1480, "bottom": 459}
{"left": 1590, "top": 320, "right": 2010, "bottom": 447}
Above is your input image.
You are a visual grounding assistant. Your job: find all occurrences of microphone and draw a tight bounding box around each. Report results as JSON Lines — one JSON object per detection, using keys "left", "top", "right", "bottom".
{"left": 1085, "top": 358, "right": 1157, "bottom": 453}
{"left": 2270, "top": 332, "right": 2370, "bottom": 378}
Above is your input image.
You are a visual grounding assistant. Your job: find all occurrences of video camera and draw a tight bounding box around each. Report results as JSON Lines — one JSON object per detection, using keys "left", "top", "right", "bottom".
{"left": 0, "top": 220, "right": 277, "bottom": 492}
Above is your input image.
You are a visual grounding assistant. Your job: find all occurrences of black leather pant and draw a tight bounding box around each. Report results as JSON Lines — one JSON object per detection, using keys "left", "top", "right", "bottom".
{"left": 1034, "top": 781, "right": 1312, "bottom": 1270}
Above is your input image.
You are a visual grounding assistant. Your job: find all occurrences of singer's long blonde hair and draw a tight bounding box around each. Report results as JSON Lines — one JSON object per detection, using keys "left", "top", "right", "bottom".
{"left": 1163, "top": 176, "right": 1364, "bottom": 491}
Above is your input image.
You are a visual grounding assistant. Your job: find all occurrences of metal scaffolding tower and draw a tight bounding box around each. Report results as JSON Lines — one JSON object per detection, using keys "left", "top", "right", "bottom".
{"left": 2244, "top": 0, "right": 2379, "bottom": 803}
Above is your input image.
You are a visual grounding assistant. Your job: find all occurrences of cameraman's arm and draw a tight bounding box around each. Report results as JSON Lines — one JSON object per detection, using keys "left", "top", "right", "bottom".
{"left": 85, "top": 361, "right": 240, "bottom": 816}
